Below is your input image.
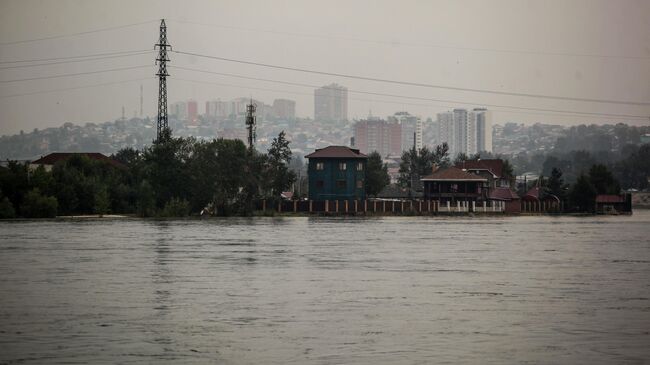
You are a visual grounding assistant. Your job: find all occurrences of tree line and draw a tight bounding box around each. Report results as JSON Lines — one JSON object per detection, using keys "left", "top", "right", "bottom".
{"left": 0, "top": 132, "right": 297, "bottom": 218}
{"left": 0, "top": 133, "right": 637, "bottom": 218}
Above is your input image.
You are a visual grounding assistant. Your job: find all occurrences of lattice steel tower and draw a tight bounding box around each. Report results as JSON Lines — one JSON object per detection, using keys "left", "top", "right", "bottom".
{"left": 245, "top": 100, "right": 257, "bottom": 151}
{"left": 155, "top": 19, "right": 171, "bottom": 142}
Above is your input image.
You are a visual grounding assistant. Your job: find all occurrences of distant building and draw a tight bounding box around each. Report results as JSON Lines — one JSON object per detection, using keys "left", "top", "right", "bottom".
{"left": 437, "top": 111, "right": 455, "bottom": 155}
{"left": 314, "top": 83, "right": 348, "bottom": 121}
{"left": 169, "top": 101, "right": 188, "bottom": 120}
{"left": 388, "top": 111, "right": 422, "bottom": 152}
{"left": 205, "top": 99, "right": 231, "bottom": 119}
{"left": 305, "top": 146, "right": 367, "bottom": 201}
{"left": 231, "top": 97, "right": 273, "bottom": 120}
{"left": 641, "top": 133, "right": 650, "bottom": 145}
{"left": 474, "top": 108, "right": 493, "bottom": 153}
{"left": 273, "top": 99, "right": 296, "bottom": 120}
{"left": 453, "top": 108, "right": 468, "bottom": 157}
{"left": 437, "top": 108, "right": 493, "bottom": 157}
{"left": 353, "top": 117, "right": 401, "bottom": 157}
{"left": 187, "top": 100, "right": 198, "bottom": 125}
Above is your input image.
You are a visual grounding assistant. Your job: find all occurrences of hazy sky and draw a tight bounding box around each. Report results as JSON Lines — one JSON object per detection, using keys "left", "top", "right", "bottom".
{"left": 1, "top": 0, "right": 649, "bottom": 135}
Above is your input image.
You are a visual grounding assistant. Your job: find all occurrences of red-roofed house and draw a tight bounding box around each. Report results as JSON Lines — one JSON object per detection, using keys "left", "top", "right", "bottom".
{"left": 30, "top": 152, "right": 125, "bottom": 171}
{"left": 421, "top": 166, "right": 488, "bottom": 204}
{"left": 455, "top": 159, "right": 511, "bottom": 188}
{"left": 456, "top": 159, "right": 520, "bottom": 213}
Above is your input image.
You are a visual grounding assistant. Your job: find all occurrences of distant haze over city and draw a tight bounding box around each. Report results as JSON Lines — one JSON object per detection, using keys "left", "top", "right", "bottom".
{"left": 1, "top": 0, "right": 649, "bottom": 135}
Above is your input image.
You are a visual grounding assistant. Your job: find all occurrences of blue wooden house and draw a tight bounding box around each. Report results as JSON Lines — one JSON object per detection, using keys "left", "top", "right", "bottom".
{"left": 305, "top": 146, "right": 368, "bottom": 201}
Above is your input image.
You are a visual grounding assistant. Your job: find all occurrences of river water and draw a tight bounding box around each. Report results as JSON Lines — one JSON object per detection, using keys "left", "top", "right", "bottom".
{"left": 1, "top": 212, "right": 649, "bottom": 364}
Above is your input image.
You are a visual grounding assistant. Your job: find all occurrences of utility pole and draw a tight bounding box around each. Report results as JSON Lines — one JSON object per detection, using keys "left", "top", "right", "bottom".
{"left": 245, "top": 99, "right": 257, "bottom": 152}
{"left": 155, "top": 19, "right": 171, "bottom": 142}
{"left": 409, "top": 131, "right": 417, "bottom": 199}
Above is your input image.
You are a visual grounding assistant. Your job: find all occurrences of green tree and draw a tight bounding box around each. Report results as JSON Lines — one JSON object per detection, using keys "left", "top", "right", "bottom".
{"left": 159, "top": 197, "right": 190, "bottom": 217}
{"left": 453, "top": 152, "right": 469, "bottom": 165}
{"left": 266, "top": 131, "right": 296, "bottom": 198}
{"left": 211, "top": 138, "right": 248, "bottom": 215}
{"left": 588, "top": 164, "right": 620, "bottom": 195}
{"left": 0, "top": 195, "right": 16, "bottom": 219}
{"left": 546, "top": 167, "right": 567, "bottom": 200}
{"left": 94, "top": 186, "right": 110, "bottom": 216}
{"left": 399, "top": 143, "right": 450, "bottom": 193}
{"left": 433, "top": 142, "right": 451, "bottom": 168}
{"left": 136, "top": 180, "right": 156, "bottom": 217}
{"left": 21, "top": 188, "right": 58, "bottom": 218}
{"left": 569, "top": 174, "right": 597, "bottom": 212}
{"left": 142, "top": 135, "right": 193, "bottom": 208}
{"left": 365, "top": 151, "right": 390, "bottom": 197}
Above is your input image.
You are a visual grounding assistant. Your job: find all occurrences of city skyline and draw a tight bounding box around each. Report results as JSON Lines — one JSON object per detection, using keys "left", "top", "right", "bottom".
{"left": 1, "top": 0, "right": 649, "bottom": 135}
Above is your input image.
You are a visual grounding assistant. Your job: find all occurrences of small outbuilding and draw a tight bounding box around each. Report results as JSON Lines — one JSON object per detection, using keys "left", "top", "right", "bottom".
{"left": 595, "top": 194, "right": 632, "bottom": 214}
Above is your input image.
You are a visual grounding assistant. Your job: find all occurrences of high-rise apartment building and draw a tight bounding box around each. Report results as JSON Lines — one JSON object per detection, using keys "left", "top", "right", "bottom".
{"left": 187, "top": 100, "right": 198, "bottom": 125}
{"left": 272, "top": 99, "right": 296, "bottom": 120}
{"left": 437, "top": 108, "right": 492, "bottom": 157}
{"left": 205, "top": 99, "right": 231, "bottom": 119}
{"left": 353, "top": 117, "right": 401, "bottom": 157}
{"left": 388, "top": 111, "right": 423, "bottom": 152}
{"left": 169, "top": 101, "right": 188, "bottom": 121}
{"left": 474, "top": 108, "right": 493, "bottom": 153}
{"left": 314, "top": 83, "right": 348, "bottom": 121}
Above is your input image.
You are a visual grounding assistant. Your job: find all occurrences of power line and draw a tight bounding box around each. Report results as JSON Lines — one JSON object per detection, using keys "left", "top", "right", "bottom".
{"left": 170, "top": 65, "right": 649, "bottom": 120}
{"left": 0, "top": 20, "right": 157, "bottom": 46}
{"left": 0, "top": 65, "right": 150, "bottom": 83}
{"left": 0, "top": 49, "right": 151, "bottom": 64}
{"left": 0, "top": 51, "right": 153, "bottom": 70}
{"left": 168, "top": 19, "right": 650, "bottom": 61}
{"left": 172, "top": 50, "right": 650, "bottom": 106}
{"left": 0, "top": 77, "right": 153, "bottom": 99}
{"left": 173, "top": 76, "right": 648, "bottom": 121}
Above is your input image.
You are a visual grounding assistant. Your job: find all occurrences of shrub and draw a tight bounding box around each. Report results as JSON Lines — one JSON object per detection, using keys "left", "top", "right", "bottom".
{"left": 159, "top": 197, "right": 190, "bottom": 217}
{"left": 21, "top": 189, "right": 58, "bottom": 218}
{"left": 0, "top": 196, "right": 16, "bottom": 219}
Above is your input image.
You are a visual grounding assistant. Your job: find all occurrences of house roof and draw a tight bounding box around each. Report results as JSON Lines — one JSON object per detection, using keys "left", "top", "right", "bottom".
{"left": 595, "top": 194, "right": 625, "bottom": 203}
{"left": 31, "top": 152, "right": 125, "bottom": 169}
{"left": 421, "top": 167, "right": 488, "bottom": 181}
{"left": 456, "top": 159, "right": 504, "bottom": 178}
{"left": 305, "top": 146, "right": 367, "bottom": 159}
{"left": 489, "top": 187, "right": 520, "bottom": 201}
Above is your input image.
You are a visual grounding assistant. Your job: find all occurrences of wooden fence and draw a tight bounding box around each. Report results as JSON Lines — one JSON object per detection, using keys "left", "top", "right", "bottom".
{"left": 255, "top": 199, "right": 508, "bottom": 214}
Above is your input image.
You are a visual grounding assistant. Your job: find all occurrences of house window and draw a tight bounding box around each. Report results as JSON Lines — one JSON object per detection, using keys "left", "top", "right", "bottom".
{"left": 316, "top": 180, "right": 324, "bottom": 188}
{"left": 356, "top": 180, "right": 363, "bottom": 189}
{"left": 336, "top": 180, "right": 346, "bottom": 189}
{"left": 339, "top": 162, "right": 347, "bottom": 171}
{"left": 450, "top": 183, "right": 458, "bottom": 193}
{"left": 357, "top": 162, "right": 363, "bottom": 171}
{"left": 315, "top": 162, "right": 324, "bottom": 171}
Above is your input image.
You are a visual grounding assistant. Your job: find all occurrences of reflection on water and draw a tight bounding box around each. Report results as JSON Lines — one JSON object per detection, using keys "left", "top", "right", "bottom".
{"left": 1, "top": 212, "right": 649, "bottom": 364}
